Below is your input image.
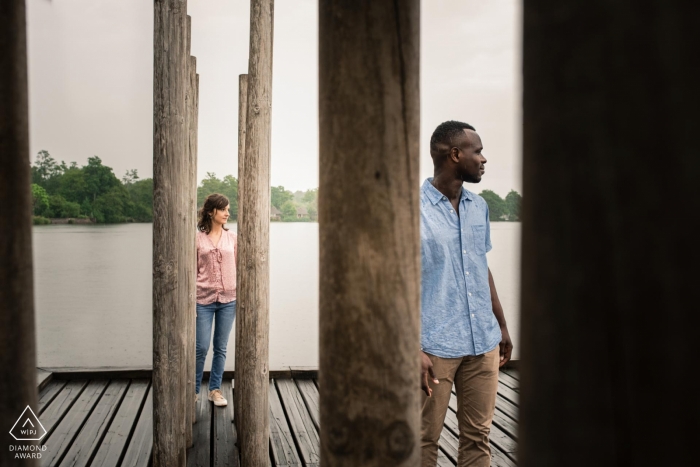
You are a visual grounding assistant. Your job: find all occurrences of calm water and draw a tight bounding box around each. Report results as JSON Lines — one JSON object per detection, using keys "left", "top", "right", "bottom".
{"left": 32, "top": 222, "right": 520, "bottom": 370}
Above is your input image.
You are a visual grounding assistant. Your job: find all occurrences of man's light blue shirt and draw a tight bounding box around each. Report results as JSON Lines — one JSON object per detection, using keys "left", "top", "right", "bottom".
{"left": 420, "top": 178, "right": 501, "bottom": 358}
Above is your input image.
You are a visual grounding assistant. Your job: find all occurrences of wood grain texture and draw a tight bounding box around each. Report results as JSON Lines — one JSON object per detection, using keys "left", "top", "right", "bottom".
{"left": 120, "top": 386, "right": 153, "bottom": 467}
{"left": 153, "top": 1, "right": 189, "bottom": 466}
{"left": 318, "top": 1, "right": 421, "bottom": 465}
{"left": 520, "top": 2, "right": 700, "bottom": 466}
{"left": 0, "top": 1, "right": 39, "bottom": 465}
{"left": 40, "top": 381, "right": 89, "bottom": 440}
{"left": 186, "top": 382, "right": 212, "bottom": 467}
{"left": 38, "top": 381, "right": 67, "bottom": 415}
{"left": 213, "top": 380, "right": 239, "bottom": 467}
{"left": 185, "top": 22, "right": 198, "bottom": 446}
{"left": 40, "top": 380, "right": 111, "bottom": 466}
{"left": 237, "top": 1, "right": 273, "bottom": 465}
{"left": 268, "top": 381, "right": 300, "bottom": 467}
{"left": 88, "top": 380, "right": 150, "bottom": 467}
{"left": 275, "top": 380, "right": 319, "bottom": 466}
{"left": 234, "top": 73, "right": 248, "bottom": 429}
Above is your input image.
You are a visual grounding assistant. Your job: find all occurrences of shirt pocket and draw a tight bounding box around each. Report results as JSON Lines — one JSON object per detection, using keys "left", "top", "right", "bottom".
{"left": 472, "top": 225, "right": 487, "bottom": 255}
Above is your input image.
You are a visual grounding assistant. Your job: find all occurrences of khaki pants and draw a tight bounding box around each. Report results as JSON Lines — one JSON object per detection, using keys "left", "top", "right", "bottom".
{"left": 421, "top": 347, "right": 500, "bottom": 467}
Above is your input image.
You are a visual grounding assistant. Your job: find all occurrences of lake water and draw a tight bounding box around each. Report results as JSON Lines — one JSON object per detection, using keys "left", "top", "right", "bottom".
{"left": 32, "top": 222, "right": 521, "bottom": 371}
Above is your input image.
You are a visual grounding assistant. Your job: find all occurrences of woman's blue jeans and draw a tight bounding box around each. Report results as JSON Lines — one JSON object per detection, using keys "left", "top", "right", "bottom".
{"left": 195, "top": 300, "right": 236, "bottom": 394}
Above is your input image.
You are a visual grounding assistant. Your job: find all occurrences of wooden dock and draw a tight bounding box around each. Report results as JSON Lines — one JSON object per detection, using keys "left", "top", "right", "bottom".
{"left": 35, "top": 370, "right": 519, "bottom": 466}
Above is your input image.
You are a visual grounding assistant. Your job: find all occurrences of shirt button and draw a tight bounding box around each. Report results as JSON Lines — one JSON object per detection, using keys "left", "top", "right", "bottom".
{"left": 468, "top": 292, "right": 472, "bottom": 296}
{"left": 462, "top": 250, "right": 466, "bottom": 254}
{"left": 466, "top": 271, "right": 470, "bottom": 275}
{"left": 471, "top": 314, "right": 475, "bottom": 318}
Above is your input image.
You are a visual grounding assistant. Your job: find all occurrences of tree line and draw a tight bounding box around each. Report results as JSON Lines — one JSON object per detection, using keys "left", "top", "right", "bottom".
{"left": 479, "top": 189, "right": 521, "bottom": 221}
{"left": 30, "top": 151, "right": 519, "bottom": 224}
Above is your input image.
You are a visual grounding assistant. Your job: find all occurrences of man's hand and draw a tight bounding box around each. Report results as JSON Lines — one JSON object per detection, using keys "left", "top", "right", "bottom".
{"left": 421, "top": 351, "right": 439, "bottom": 396}
{"left": 499, "top": 326, "right": 513, "bottom": 367}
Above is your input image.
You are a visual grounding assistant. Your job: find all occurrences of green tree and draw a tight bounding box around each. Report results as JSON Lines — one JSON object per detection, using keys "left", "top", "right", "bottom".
{"left": 479, "top": 190, "right": 507, "bottom": 221}
{"left": 47, "top": 195, "right": 81, "bottom": 218}
{"left": 82, "top": 156, "right": 121, "bottom": 203}
{"left": 280, "top": 200, "right": 297, "bottom": 221}
{"left": 126, "top": 178, "right": 153, "bottom": 222}
{"left": 122, "top": 169, "right": 140, "bottom": 185}
{"left": 197, "top": 173, "right": 239, "bottom": 219}
{"left": 504, "top": 190, "right": 522, "bottom": 221}
{"left": 271, "top": 186, "right": 293, "bottom": 210}
{"left": 31, "top": 184, "right": 49, "bottom": 215}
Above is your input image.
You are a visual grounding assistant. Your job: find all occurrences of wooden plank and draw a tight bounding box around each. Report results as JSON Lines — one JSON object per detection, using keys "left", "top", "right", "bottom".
{"left": 88, "top": 380, "right": 150, "bottom": 467}
{"left": 496, "top": 394, "right": 519, "bottom": 422}
{"left": 213, "top": 380, "right": 239, "bottom": 467}
{"left": 40, "top": 380, "right": 89, "bottom": 441}
{"left": 187, "top": 380, "right": 212, "bottom": 467}
{"left": 120, "top": 386, "right": 153, "bottom": 467}
{"left": 38, "top": 369, "right": 53, "bottom": 390}
{"left": 500, "top": 368, "right": 519, "bottom": 381}
{"left": 444, "top": 393, "right": 517, "bottom": 460}
{"left": 498, "top": 382, "right": 519, "bottom": 405}
{"left": 268, "top": 380, "right": 301, "bottom": 466}
{"left": 275, "top": 379, "right": 320, "bottom": 466}
{"left": 436, "top": 447, "right": 455, "bottom": 467}
{"left": 492, "top": 406, "right": 518, "bottom": 441}
{"left": 440, "top": 425, "right": 516, "bottom": 467}
{"left": 38, "top": 380, "right": 67, "bottom": 415}
{"left": 56, "top": 380, "right": 130, "bottom": 467}
{"left": 294, "top": 379, "right": 319, "bottom": 431}
{"left": 40, "top": 379, "right": 110, "bottom": 466}
{"left": 498, "top": 371, "right": 520, "bottom": 392}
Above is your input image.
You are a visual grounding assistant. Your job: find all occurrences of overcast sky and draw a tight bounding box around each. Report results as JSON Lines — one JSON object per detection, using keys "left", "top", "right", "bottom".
{"left": 26, "top": 0, "right": 521, "bottom": 196}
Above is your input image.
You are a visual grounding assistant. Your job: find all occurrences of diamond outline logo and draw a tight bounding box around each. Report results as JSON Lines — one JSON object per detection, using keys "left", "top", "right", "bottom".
{"left": 9, "top": 406, "right": 47, "bottom": 441}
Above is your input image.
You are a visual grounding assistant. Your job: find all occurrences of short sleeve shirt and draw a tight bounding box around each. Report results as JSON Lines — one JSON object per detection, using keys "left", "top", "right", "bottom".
{"left": 420, "top": 178, "right": 501, "bottom": 358}
{"left": 196, "top": 230, "right": 237, "bottom": 304}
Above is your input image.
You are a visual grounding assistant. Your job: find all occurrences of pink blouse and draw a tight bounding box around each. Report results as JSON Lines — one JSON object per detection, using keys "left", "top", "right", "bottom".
{"left": 196, "top": 229, "right": 237, "bottom": 304}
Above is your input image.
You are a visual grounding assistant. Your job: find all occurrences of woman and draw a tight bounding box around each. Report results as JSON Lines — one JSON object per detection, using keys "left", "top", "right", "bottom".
{"left": 195, "top": 193, "right": 237, "bottom": 407}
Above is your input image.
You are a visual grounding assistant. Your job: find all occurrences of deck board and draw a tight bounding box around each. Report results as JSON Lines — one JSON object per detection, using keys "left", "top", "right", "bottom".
{"left": 268, "top": 380, "right": 302, "bottom": 466}
{"left": 212, "top": 380, "right": 239, "bottom": 467}
{"left": 39, "top": 380, "right": 67, "bottom": 415}
{"left": 41, "top": 380, "right": 89, "bottom": 439}
{"left": 34, "top": 369, "right": 519, "bottom": 466}
{"left": 41, "top": 380, "right": 110, "bottom": 466}
{"left": 187, "top": 380, "right": 212, "bottom": 467}
{"left": 120, "top": 386, "right": 153, "bottom": 467}
{"left": 275, "top": 379, "right": 320, "bottom": 467}
{"left": 89, "top": 379, "right": 150, "bottom": 467}
{"left": 57, "top": 379, "right": 130, "bottom": 467}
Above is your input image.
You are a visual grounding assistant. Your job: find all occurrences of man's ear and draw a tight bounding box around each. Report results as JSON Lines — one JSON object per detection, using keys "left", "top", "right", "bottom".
{"left": 449, "top": 147, "right": 460, "bottom": 164}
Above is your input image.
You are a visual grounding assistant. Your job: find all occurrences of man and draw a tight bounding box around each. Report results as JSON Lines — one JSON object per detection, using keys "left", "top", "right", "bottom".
{"left": 419, "top": 120, "right": 513, "bottom": 467}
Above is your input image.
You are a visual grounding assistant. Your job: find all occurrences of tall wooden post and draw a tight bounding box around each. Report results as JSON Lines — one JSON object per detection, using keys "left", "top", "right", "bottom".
{"left": 519, "top": 2, "right": 700, "bottom": 466}
{"left": 237, "top": 0, "right": 273, "bottom": 464}
{"left": 184, "top": 15, "right": 195, "bottom": 448}
{"left": 318, "top": 1, "right": 421, "bottom": 466}
{"left": 153, "top": 1, "right": 188, "bottom": 465}
{"left": 0, "top": 2, "right": 39, "bottom": 466}
{"left": 234, "top": 73, "right": 248, "bottom": 427}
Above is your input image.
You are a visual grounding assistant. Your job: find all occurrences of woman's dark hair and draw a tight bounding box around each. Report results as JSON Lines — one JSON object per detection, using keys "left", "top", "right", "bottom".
{"left": 197, "top": 193, "right": 230, "bottom": 233}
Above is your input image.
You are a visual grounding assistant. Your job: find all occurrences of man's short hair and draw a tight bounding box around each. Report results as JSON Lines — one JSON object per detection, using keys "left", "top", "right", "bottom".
{"left": 430, "top": 120, "right": 476, "bottom": 153}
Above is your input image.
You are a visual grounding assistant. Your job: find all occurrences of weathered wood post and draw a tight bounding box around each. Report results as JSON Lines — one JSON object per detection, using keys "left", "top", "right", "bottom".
{"left": 153, "top": 0, "right": 188, "bottom": 465}
{"left": 519, "top": 2, "right": 700, "bottom": 466}
{"left": 318, "top": 1, "right": 421, "bottom": 466}
{"left": 184, "top": 14, "right": 195, "bottom": 448}
{"left": 234, "top": 73, "right": 248, "bottom": 427}
{"left": 0, "top": 2, "right": 39, "bottom": 465}
{"left": 187, "top": 55, "right": 199, "bottom": 434}
{"left": 237, "top": 0, "right": 273, "bottom": 464}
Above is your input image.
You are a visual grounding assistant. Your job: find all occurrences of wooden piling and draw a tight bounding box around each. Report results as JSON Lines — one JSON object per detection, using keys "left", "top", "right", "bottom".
{"left": 318, "top": 1, "right": 421, "bottom": 466}
{"left": 0, "top": 1, "right": 39, "bottom": 465}
{"left": 234, "top": 73, "right": 248, "bottom": 427}
{"left": 184, "top": 15, "right": 194, "bottom": 449}
{"left": 519, "top": 2, "right": 700, "bottom": 466}
{"left": 237, "top": 0, "right": 274, "bottom": 464}
{"left": 153, "top": 1, "right": 188, "bottom": 465}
